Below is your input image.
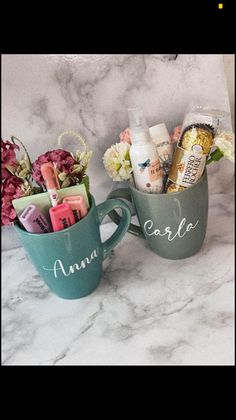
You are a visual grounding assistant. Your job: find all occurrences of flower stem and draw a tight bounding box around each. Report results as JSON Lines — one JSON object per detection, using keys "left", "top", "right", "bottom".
{"left": 206, "top": 148, "right": 224, "bottom": 165}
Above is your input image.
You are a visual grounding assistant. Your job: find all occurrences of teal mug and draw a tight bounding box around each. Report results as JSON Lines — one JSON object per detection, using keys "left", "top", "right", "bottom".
{"left": 14, "top": 194, "right": 131, "bottom": 299}
{"left": 107, "top": 170, "right": 208, "bottom": 260}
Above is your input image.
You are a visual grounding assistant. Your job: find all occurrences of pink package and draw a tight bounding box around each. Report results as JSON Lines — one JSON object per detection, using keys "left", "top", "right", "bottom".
{"left": 49, "top": 202, "right": 75, "bottom": 232}
{"left": 63, "top": 195, "right": 88, "bottom": 222}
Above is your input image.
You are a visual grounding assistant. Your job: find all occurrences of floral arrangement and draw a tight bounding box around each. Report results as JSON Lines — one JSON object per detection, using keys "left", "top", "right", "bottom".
{"left": 1, "top": 132, "right": 92, "bottom": 226}
{"left": 103, "top": 125, "right": 234, "bottom": 182}
{"left": 207, "top": 130, "right": 235, "bottom": 164}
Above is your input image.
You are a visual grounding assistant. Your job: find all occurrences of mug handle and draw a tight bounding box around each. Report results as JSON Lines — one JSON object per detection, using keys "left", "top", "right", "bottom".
{"left": 106, "top": 188, "right": 145, "bottom": 239}
{"left": 97, "top": 198, "right": 131, "bottom": 260}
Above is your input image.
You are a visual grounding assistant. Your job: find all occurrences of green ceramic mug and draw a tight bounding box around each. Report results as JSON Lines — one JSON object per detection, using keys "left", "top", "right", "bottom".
{"left": 107, "top": 170, "right": 208, "bottom": 260}
{"left": 14, "top": 194, "right": 131, "bottom": 299}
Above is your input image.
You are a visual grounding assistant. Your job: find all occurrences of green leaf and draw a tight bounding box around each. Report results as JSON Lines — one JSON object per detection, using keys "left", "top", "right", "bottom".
{"left": 70, "top": 163, "right": 83, "bottom": 174}
{"left": 61, "top": 177, "right": 72, "bottom": 188}
{"left": 81, "top": 175, "right": 90, "bottom": 193}
{"left": 4, "top": 164, "right": 16, "bottom": 175}
{"left": 32, "top": 186, "right": 44, "bottom": 194}
{"left": 58, "top": 172, "right": 67, "bottom": 181}
{"left": 18, "top": 168, "right": 29, "bottom": 178}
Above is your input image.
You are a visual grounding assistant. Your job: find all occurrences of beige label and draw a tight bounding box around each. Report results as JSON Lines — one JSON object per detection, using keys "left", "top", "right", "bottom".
{"left": 148, "top": 160, "right": 162, "bottom": 182}
{"left": 168, "top": 146, "right": 206, "bottom": 187}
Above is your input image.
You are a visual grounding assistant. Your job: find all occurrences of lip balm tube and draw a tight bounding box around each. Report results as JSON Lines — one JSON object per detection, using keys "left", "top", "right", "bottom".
{"left": 41, "top": 162, "right": 60, "bottom": 207}
{"left": 49, "top": 203, "right": 75, "bottom": 232}
{"left": 19, "top": 204, "right": 51, "bottom": 233}
{"left": 62, "top": 195, "right": 88, "bottom": 222}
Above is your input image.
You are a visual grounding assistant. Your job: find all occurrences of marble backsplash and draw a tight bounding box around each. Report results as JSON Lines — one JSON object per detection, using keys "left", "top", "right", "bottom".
{"left": 2, "top": 54, "right": 234, "bottom": 250}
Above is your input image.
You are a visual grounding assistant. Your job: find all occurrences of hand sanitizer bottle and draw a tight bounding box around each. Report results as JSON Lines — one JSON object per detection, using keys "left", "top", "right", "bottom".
{"left": 128, "top": 107, "right": 163, "bottom": 193}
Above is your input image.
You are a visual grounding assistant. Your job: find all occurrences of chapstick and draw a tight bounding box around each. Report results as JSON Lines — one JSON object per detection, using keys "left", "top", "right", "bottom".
{"left": 19, "top": 204, "right": 51, "bottom": 233}
{"left": 63, "top": 195, "right": 88, "bottom": 222}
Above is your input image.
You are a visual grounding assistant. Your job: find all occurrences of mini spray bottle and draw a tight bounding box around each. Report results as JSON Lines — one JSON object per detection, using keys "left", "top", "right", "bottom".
{"left": 128, "top": 107, "right": 163, "bottom": 193}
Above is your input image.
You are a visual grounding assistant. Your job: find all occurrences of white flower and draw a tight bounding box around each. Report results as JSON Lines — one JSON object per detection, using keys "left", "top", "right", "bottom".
{"left": 214, "top": 131, "right": 235, "bottom": 163}
{"left": 103, "top": 142, "right": 133, "bottom": 181}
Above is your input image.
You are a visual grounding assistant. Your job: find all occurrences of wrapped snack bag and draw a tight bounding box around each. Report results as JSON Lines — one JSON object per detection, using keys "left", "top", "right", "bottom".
{"left": 165, "top": 107, "right": 219, "bottom": 193}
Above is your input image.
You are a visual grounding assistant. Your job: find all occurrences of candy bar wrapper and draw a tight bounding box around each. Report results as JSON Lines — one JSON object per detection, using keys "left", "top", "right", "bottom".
{"left": 165, "top": 107, "right": 223, "bottom": 193}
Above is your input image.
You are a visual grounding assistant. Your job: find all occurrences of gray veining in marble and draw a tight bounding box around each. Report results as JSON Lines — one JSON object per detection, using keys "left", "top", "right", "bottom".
{"left": 1, "top": 54, "right": 235, "bottom": 364}
{"left": 2, "top": 54, "right": 234, "bottom": 250}
{"left": 1, "top": 54, "right": 234, "bottom": 203}
{"left": 1, "top": 192, "right": 234, "bottom": 365}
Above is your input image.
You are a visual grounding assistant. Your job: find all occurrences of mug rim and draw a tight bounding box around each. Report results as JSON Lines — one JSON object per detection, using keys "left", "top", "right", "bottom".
{"left": 14, "top": 193, "right": 95, "bottom": 237}
{"left": 129, "top": 168, "right": 207, "bottom": 198}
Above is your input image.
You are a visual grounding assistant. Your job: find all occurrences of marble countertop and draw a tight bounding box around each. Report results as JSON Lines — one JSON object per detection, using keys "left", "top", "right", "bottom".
{"left": 2, "top": 191, "right": 234, "bottom": 365}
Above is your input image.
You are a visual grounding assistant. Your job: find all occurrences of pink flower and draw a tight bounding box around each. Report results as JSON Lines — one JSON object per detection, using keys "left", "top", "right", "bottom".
{"left": 119, "top": 128, "right": 132, "bottom": 144}
{"left": 1, "top": 139, "right": 20, "bottom": 180}
{"left": 32, "top": 149, "right": 77, "bottom": 185}
{"left": 1, "top": 175, "right": 24, "bottom": 226}
{"left": 170, "top": 126, "right": 182, "bottom": 144}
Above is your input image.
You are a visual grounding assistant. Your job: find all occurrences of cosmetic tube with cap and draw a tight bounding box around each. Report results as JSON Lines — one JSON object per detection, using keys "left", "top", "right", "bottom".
{"left": 41, "top": 162, "right": 60, "bottom": 207}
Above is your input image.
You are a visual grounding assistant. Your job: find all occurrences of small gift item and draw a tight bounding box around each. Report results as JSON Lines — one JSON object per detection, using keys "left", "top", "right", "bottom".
{"left": 63, "top": 195, "right": 88, "bottom": 222}
{"left": 104, "top": 103, "right": 234, "bottom": 260}
{"left": 165, "top": 107, "right": 219, "bottom": 193}
{"left": 128, "top": 107, "right": 163, "bottom": 194}
{"left": 4, "top": 130, "right": 132, "bottom": 299}
{"left": 49, "top": 202, "right": 75, "bottom": 232}
{"left": 149, "top": 123, "right": 173, "bottom": 184}
{"left": 12, "top": 183, "right": 89, "bottom": 222}
{"left": 19, "top": 204, "right": 52, "bottom": 233}
{"left": 1, "top": 131, "right": 92, "bottom": 229}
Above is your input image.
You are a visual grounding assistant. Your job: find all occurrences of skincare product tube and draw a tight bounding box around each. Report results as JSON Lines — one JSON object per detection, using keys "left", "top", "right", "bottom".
{"left": 128, "top": 108, "right": 163, "bottom": 193}
{"left": 41, "top": 163, "right": 60, "bottom": 207}
{"left": 149, "top": 123, "right": 173, "bottom": 183}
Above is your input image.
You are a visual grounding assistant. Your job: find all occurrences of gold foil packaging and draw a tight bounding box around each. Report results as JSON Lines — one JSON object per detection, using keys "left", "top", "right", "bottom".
{"left": 165, "top": 111, "right": 217, "bottom": 193}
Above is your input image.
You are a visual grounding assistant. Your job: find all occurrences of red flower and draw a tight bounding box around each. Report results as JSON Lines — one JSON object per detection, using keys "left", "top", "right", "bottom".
{"left": 1, "top": 139, "right": 19, "bottom": 180}
{"left": 120, "top": 128, "right": 132, "bottom": 144}
{"left": 1, "top": 175, "right": 23, "bottom": 226}
{"left": 32, "top": 149, "right": 76, "bottom": 185}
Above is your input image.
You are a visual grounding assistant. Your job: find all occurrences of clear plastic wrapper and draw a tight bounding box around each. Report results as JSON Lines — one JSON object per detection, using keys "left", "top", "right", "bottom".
{"left": 165, "top": 106, "right": 228, "bottom": 193}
